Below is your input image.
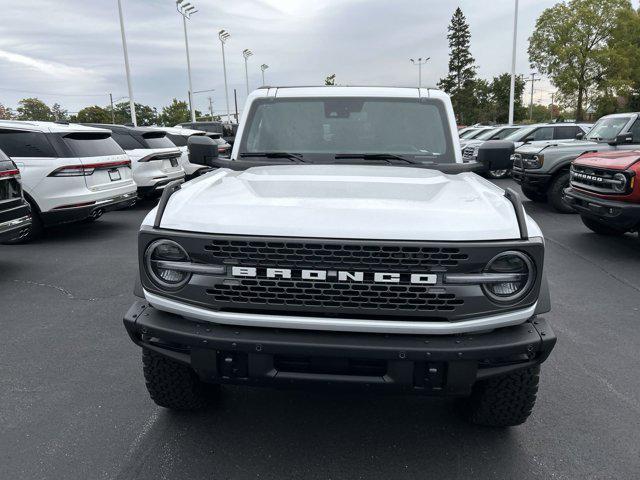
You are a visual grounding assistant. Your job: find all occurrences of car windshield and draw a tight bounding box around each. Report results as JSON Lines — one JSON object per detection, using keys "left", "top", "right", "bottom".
{"left": 240, "top": 97, "right": 455, "bottom": 163}
{"left": 459, "top": 129, "right": 479, "bottom": 139}
{"left": 504, "top": 125, "right": 539, "bottom": 142}
{"left": 585, "top": 116, "right": 632, "bottom": 141}
{"left": 466, "top": 128, "right": 494, "bottom": 139}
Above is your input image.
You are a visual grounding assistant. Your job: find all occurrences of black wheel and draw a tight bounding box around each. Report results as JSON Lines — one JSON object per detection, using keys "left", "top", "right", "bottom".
{"left": 487, "top": 169, "right": 510, "bottom": 179}
{"left": 142, "top": 348, "right": 216, "bottom": 410}
{"left": 2, "top": 200, "right": 43, "bottom": 244}
{"left": 521, "top": 186, "right": 547, "bottom": 203}
{"left": 580, "top": 216, "right": 627, "bottom": 236}
{"left": 464, "top": 366, "right": 540, "bottom": 427}
{"left": 548, "top": 172, "right": 575, "bottom": 213}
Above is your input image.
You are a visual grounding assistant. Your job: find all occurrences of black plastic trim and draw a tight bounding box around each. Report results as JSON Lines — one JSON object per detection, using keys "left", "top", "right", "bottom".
{"left": 504, "top": 188, "right": 529, "bottom": 239}
{"left": 153, "top": 179, "right": 185, "bottom": 228}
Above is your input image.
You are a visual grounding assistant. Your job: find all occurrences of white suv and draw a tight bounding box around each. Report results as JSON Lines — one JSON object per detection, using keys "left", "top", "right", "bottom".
{"left": 161, "top": 127, "right": 212, "bottom": 178}
{"left": 0, "top": 121, "right": 137, "bottom": 242}
{"left": 85, "top": 124, "right": 185, "bottom": 197}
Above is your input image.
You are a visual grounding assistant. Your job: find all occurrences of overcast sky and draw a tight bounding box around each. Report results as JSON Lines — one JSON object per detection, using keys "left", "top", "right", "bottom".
{"left": 0, "top": 0, "right": 597, "bottom": 115}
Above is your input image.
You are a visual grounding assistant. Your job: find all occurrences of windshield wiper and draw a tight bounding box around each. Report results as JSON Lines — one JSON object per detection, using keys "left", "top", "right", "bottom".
{"left": 240, "top": 152, "right": 305, "bottom": 162}
{"left": 334, "top": 153, "right": 414, "bottom": 163}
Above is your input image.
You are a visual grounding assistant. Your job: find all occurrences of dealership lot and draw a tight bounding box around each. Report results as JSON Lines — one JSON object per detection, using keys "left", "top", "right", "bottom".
{"left": 1, "top": 178, "right": 639, "bottom": 480}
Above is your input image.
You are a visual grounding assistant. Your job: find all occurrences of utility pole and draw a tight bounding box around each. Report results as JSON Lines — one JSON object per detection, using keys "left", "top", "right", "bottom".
{"left": 234, "top": 89, "right": 239, "bottom": 122}
{"left": 176, "top": 0, "right": 198, "bottom": 123}
{"left": 410, "top": 57, "right": 430, "bottom": 88}
{"left": 218, "top": 30, "right": 231, "bottom": 123}
{"left": 208, "top": 97, "right": 214, "bottom": 120}
{"left": 550, "top": 92, "right": 555, "bottom": 122}
{"left": 116, "top": 0, "right": 137, "bottom": 126}
{"left": 508, "top": 0, "right": 519, "bottom": 125}
{"left": 109, "top": 93, "right": 115, "bottom": 124}
{"left": 525, "top": 73, "right": 541, "bottom": 121}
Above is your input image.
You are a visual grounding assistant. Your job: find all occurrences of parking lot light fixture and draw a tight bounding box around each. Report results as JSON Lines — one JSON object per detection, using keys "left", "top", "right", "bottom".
{"left": 176, "top": 0, "right": 198, "bottom": 123}
{"left": 410, "top": 57, "right": 429, "bottom": 89}
{"left": 219, "top": 29, "right": 231, "bottom": 123}
{"left": 508, "top": 0, "right": 519, "bottom": 125}
{"left": 242, "top": 49, "right": 253, "bottom": 96}
{"left": 116, "top": 0, "right": 137, "bottom": 126}
{"left": 260, "top": 64, "right": 269, "bottom": 86}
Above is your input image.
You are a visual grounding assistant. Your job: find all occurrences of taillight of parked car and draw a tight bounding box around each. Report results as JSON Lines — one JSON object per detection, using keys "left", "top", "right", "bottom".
{"left": 48, "top": 160, "right": 131, "bottom": 177}
{"left": 0, "top": 168, "right": 20, "bottom": 178}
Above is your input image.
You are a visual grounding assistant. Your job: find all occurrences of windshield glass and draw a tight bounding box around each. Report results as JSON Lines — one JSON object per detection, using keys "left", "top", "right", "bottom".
{"left": 504, "top": 125, "right": 538, "bottom": 141}
{"left": 476, "top": 126, "right": 520, "bottom": 140}
{"left": 62, "top": 133, "right": 125, "bottom": 157}
{"left": 466, "top": 128, "right": 493, "bottom": 139}
{"left": 585, "top": 116, "right": 631, "bottom": 141}
{"left": 143, "top": 134, "right": 176, "bottom": 149}
{"left": 459, "top": 129, "right": 479, "bottom": 139}
{"left": 240, "top": 97, "right": 455, "bottom": 163}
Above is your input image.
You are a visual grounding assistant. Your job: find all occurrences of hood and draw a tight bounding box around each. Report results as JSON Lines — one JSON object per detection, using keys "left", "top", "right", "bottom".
{"left": 516, "top": 139, "right": 599, "bottom": 155}
{"left": 574, "top": 150, "right": 640, "bottom": 170}
{"left": 149, "top": 165, "right": 541, "bottom": 241}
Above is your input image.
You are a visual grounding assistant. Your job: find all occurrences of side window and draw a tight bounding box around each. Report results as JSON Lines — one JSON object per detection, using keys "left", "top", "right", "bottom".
{"left": 0, "top": 130, "right": 57, "bottom": 158}
{"left": 554, "top": 126, "right": 578, "bottom": 140}
{"left": 112, "top": 132, "right": 144, "bottom": 150}
{"left": 530, "top": 127, "right": 553, "bottom": 141}
{"left": 628, "top": 120, "right": 640, "bottom": 143}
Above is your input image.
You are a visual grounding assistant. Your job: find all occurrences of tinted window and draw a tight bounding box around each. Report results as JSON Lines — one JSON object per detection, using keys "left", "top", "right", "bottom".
{"left": 241, "top": 97, "right": 454, "bottom": 163}
{"left": 554, "top": 126, "right": 578, "bottom": 140}
{"left": 467, "top": 128, "right": 493, "bottom": 139}
{"left": 143, "top": 134, "right": 176, "bottom": 149}
{"left": 629, "top": 120, "right": 640, "bottom": 143}
{"left": 166, "top": 134, "right": 188, "bottom": 147}
{"left": 529, "top": 127, "right": 553, "bottom": 141}
{"left": 62, "top": 133, "right": 125, "bottom": 157}
{"left": 0, "top": 130, "right": 57, "bottom": 157}
{"left": 491, "top": 127, "right": 520, "bottom": 140}
{"left": 459, "top": 129, "right": 479, "bottom": 139}
{"left": 112, "top": 132, "right": 144, "bottom": 150}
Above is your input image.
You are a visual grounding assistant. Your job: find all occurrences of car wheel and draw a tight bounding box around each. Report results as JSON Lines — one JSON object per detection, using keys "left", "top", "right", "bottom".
{"left": 487, "top": 169, "right": 510, "bottom": 179}
{"left": 521, "top": 186, "right": 547, "bottom": 203}
{"left": 548, "top": 172, "right": 575, "bottom": 213}
{"left": 464, "top": 366, "right": 540, "bottom": 427}
{"left": 142, "top": 348, "right": 218, "bottom": 410}
{"left": 580, "top": 216, "right": 627, "bottom": 236}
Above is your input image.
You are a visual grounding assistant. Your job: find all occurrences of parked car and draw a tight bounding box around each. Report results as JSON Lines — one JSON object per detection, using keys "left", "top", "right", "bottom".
{"left": 0, "top": 149, "right": 31, "bottom": 243}
{"left": 175, "top": 121, "right": 238, "bottom": 145}
{"left": 503, "top": 122, "right": 592, "bottom": 150}
{"left": 160, "top": 127, "right": 214, "bottom": 178}
{"left": 459, "top": 126, "right": 496, "bottom": 146}
{"left": 84, "top": 124, "right": 185, "bottom": 198}
{"left": 512, "top": 114, "right": 638, "bottom": 212}
{"left": 462, "top": 125, "right": 525, "bottom": 178}
{"left": 204, "top": 132, "right": 232, "bottom": 157}
{"left": 564, "top": 150, "right": 640, "bottom": 235}
{"left": 0, "top": 121, "right": 137, "bottom": 242}
{"left": 124, "top": 86, "right": 555, "bottom": 427}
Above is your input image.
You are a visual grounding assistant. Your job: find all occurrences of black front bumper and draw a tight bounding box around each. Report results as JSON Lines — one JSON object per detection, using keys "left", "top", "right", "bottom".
{"left": 42, "top": 192, "right": 136, "bottom": 227}
{"left": 564, "top": 188, "right": 640, "bottom": 230}
{"left": 511, "top": 167, "right": 553, "bottom": 193}
{"left": 123, "top": 300, "right": 556, "bottom": 396}
{"left": 0, "top": 201, "right": 31, "bottom": 242}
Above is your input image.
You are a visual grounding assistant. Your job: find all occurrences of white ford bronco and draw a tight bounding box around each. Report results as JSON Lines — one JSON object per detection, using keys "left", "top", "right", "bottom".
{"left": 124, "top": 86, "right": 555, "bottom": 427}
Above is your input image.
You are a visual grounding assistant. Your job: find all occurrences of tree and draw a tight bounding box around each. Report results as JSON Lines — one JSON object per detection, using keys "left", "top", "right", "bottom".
{"left": 437, "top": 7, "right": 477, "bottom": 124}
{"left": 489, "top": 73, "right": 527, "bottom": 123}
{"left": 0, "top": 103, "right": 15, "bottom": 120}
{"left": 73, "top": 105, "right": 112, "bottom": 123}
{"left": 51, "top": 103, "right": 69, "bottom": 122}
{"left": 113, "top": 101, "right": 158, "bottom": 126}
{"left": 16, "top": 98, "right": 53, "bottom": 121}
{"left": 528, "top": 0, "right": 634, "bottom": 121}
{"left": 157, "top": 98, "right": 190, "bottom": 126}
{"left": 324, "top": 74, "right": 336, "bottom": 86}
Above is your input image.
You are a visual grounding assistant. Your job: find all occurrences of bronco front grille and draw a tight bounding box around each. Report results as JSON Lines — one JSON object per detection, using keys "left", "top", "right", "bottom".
{"left": 570, "top": 165, "right": 628, "bottom": 194}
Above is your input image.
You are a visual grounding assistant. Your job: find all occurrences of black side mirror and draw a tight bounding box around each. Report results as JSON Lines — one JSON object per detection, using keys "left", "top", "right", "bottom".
{"left": 476, "top": 140, "right": 515, "bottom": 171}
{"left": 576, "top": 132, "right": 584, "bottom": 140}
{"left": 610, "top": 133, "right": 634, "bottom": 146}
{"left": 188, "top": 136, "right": 219, "bottom": 166}
{"left": 524, "top": 136, "right": 535, "bottom": 142}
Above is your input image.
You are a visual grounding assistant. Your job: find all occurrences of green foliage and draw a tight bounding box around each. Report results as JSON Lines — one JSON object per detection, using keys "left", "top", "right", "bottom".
{"left": 51, "top": 103, "right": 68, "bottom": 121}
{"left": 157, "top": 98, "right": 190, "bottom": 126}
{"left": 113, "top": 101, "right": 158, "bottom": 126}
{"left": 437, "top": 7, "right": 477, "bottom": 123}
{"left": 0, "top": 103, "right": 14, "bottom": 120}
{"left": 528, "top": 0, "right": 634, "bottom": 120}
{"left": 324, "top": 74, "right": 336, "bottom": 86}
{"left": 490, "top": 74, "right": 527, "bottom": 123}
{"left": 73, "top": 105, "right": 112, "bottom": 123}
{"left": 16, "top": 98, "right": 54, "bottom": 121}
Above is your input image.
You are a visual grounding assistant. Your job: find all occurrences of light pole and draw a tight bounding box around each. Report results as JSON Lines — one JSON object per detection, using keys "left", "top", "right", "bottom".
{"left": 410, "top": 57, "right": 430, "bottom": 88}
{"left": 219, "top": 29, "right": 231, "bottom": 123}
{"left": 508, "top": 0, "right": 519, "bottom": 125}
{"left": 116, "top": 0, "right": 137, "bottom": 126}
{"left": 176, "top": 0, "right": 198, "bottom": 123}
{"left": 242, "top": 49, "right": 253, "bottom": 96}
{"left": 260, "top": 64, "right": 269, "bottom": 86}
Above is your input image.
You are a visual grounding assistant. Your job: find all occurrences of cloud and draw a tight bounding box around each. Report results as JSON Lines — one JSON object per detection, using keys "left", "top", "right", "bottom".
{"left": 0, "top": 49, "right": 97, "bottom": 80}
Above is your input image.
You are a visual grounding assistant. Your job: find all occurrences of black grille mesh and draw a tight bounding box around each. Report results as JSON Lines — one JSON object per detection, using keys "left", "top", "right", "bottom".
{"left": 207, "top": 279, "right": 464, "bottom": 313}
{"left": 204, "top": 239, "right": 469, "bottom": 271}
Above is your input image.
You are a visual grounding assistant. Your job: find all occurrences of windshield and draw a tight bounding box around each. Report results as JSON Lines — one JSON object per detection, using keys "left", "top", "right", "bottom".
{"left": 476, "top": 126, "right": 520, "bottom": 141}
{"left": 240, "top": 97, "right": 455, "bottom": 164}
{"left": 459, "top": 129, "right": 479, "bottom": 139}
{"left": 504, "top": 125, "right": 538, "bottom": 142}
{"left": 466, "top": 128, "right": 493, "bottom": 139}
{"left": 143, "top": 134, "right": 176, "bottom": 149}
{"left": 585, "top": 116, "right": 632, "bottom": 141}
{"left": 62, "top": 133, "right": 125, "bottom": 157}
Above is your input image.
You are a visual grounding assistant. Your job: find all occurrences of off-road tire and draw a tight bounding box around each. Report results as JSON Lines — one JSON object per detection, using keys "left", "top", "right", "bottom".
{"left": 521, "top": 186, "right": 547, "bottom": 203}
{"left": 548, "top": 172, "right": 575, "bottom": 213}
{"left": 580, "top": 216, "right": 627, "bottom": 236}
{"left": 465, "top": 366, "right": 540, "bottom": 427}
{"left": 142, "top": 348, "right": 213, "bottom": 410}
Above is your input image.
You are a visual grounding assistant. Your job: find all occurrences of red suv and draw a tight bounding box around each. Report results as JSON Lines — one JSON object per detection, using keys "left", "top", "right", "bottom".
{"left": 563, "top": 150, "right": 640, "bottom": 235}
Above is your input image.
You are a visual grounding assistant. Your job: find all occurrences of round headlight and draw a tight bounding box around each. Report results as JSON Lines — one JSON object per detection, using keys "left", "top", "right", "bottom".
{"left": 482, "top": 251, "right": 535, "bottom": 304}
{"left": 612, "top": 173, "right": 627, "bottom": 193}
{"left": 145, "top": 239, "right": 191, "bottom": 290}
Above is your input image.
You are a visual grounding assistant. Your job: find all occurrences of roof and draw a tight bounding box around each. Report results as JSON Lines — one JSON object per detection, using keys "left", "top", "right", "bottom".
{"left": 0, "top": 120, "right": 112, "bottom": 134}
{"left": 250, "top": 86, "right": 449, "bottom": 100}
{"left": 82, "top": 123, "right": 167, "bottom": 135}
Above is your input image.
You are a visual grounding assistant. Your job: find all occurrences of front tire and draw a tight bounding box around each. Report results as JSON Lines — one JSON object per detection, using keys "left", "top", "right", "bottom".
{"left": 142, "top": 349, "right": 215, "bottom": 410}
{"left": 464, "top": 366, "right": 540, "bottom": 427}
{"left": 548, "top": 172, "right": 575, "bottom": 213}
{"left": 580, "top": 216, "right": 627, "bottom": 236}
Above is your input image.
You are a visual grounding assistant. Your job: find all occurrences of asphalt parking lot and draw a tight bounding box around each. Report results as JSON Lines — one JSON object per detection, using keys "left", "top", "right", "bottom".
{"left": 1, "top": 178, "right": 639, "bottom": 480}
